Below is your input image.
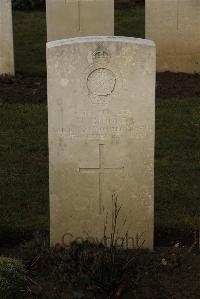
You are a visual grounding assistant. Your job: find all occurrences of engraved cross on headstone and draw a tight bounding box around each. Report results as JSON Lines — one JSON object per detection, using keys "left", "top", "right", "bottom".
{"left": 79, "top": 144, "right": 124, "bottom": 214}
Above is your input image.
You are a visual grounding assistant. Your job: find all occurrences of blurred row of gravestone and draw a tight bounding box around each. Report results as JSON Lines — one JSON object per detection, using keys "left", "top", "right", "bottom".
{"left": 0, "top": 0, "right": 14, "bottom": 75}
{"left": 0, "top": 0, "right": 198, "bottom": 250}
{"left": 1, "top": 0, "right": 200, "bottom": 75}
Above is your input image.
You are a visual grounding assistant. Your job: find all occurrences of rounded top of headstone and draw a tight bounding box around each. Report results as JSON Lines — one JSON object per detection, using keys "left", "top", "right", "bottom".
{"left": 47, "top": 36, "right": 155, "bottom": 49}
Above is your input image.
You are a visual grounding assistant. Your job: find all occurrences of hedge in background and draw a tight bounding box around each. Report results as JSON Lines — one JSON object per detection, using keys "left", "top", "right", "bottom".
{"left": 12, "top": 0, "right": 144, "bottom": 10}
{"left": 12, "top": 0, "right": 45, "bottom": 10}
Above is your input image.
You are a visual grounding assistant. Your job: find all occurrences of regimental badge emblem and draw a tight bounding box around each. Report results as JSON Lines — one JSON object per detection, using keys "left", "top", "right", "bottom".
{"left": 83, "top": 44, "right": 122, "bottom": 105}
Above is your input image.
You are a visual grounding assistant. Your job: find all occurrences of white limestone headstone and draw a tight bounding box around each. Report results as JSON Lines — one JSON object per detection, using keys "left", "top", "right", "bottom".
{"left": 0, "top": 0, "right": 15, "bottom": 75}
{"left": 46, "top": 0, "right": 114, "bottom": 42}
{"left": 146, "top": 0, "right": 200, "bottom": 73}
{"left": 47, "top": 36, "right": 155, "bottom": 249}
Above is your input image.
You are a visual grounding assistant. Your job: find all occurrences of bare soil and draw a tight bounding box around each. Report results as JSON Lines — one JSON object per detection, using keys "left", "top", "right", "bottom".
{"left": 0, "top": 240, "right": 200, "bottom": 299}
{"left": 0, "top": 72, "right": 199, "bottom": 104}
{"left": 156, "top": 72, "right": 200, "bottom": 99}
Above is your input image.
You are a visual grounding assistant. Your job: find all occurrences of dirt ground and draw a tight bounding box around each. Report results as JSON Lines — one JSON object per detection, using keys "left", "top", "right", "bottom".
{"left": 0, "top": 240, "right": 200, "bottom": 299}
{"left": 0, "top": 75, "right": 47, "bottom": 104}
{"left": 156, "top": 72, "right": 200, "bottom": 99}
{"left": 0, "top": 72, "right": 200, "bottom": 104}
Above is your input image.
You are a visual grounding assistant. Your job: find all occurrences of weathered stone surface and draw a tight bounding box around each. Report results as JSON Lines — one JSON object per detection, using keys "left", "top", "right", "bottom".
{"left": 47, "top": 36, "right": 155, "bottom": 249}
{"left": 0, "top": 0, "right": 14, "bottom": 75}
{"left": 146, "top": 0, "right": 200, "bottom": 73}
{"left": 46, "top": 0, "right": 114, "bottom": 42}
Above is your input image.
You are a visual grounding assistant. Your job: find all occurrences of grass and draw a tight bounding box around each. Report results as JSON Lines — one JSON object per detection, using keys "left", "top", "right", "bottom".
{"left": 115, "top": 6, "right": 145, "bottom": 37}
{"left": 1, "top": 6, "right": 200, "bottom": 246}
{"left": 155, "top": 98, "right": 200, "bottom": 244}
{"left": 0, "top": 104, "right": 48, "bottom": 244}
{"left": 0, "top": 256, "right": 27, "bottom": 298}
{"left": 13, "top": 11, "right": 47, "bottom": 75}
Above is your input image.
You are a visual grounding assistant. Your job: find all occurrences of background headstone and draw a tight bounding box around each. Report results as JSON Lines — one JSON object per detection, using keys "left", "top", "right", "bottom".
{"left": 47, "top": 36, "right": 155, "bottom": 249}
{"left": 46, "top": 0, "right": 114, "bottom": 42}
{"left": 146, "top": 0, "right": 200, "bottom": 73}
{"left": 0, "top": 0, "right": 15, "bottom": 75}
